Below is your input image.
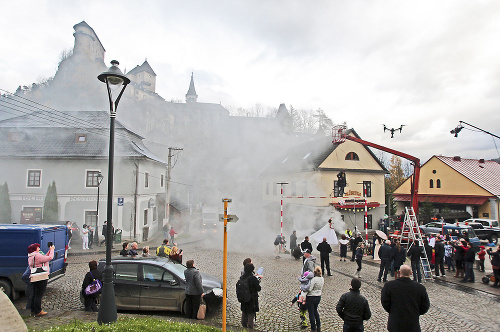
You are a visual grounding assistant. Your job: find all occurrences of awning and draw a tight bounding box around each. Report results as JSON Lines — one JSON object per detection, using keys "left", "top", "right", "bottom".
{"left": 392, "top": 194, "right": 490, "bottom": 205}
{"left": 333, "top": 202, "right": 380, "bottom": 211}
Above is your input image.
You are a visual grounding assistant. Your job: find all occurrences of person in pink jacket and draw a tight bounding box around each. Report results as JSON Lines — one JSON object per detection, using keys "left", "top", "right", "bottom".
{"left": 27, "top": 243, "right": 54, "bottom": 316}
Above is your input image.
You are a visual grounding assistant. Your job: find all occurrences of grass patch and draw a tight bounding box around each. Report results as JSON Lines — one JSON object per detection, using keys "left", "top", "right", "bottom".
{"left": 45, "top": 317, "right": 221, "bottom": 332}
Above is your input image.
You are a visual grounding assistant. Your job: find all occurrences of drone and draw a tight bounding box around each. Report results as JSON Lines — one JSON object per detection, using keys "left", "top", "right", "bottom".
{"left": 383, "top": 124, "right": 405, "bottom": 138}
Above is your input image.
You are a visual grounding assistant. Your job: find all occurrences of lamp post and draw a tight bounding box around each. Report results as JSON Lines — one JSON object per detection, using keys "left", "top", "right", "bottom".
{"left": 94, "top": 172, "right": 104, "bottom": 244}
{"left": 97, "top": 60, "right": 130, "bottom": 325}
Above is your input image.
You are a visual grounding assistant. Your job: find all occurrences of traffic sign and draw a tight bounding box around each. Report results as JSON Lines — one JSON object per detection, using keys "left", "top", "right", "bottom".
{"left": 219, "top": 214, "right": 239, "bottom": 222}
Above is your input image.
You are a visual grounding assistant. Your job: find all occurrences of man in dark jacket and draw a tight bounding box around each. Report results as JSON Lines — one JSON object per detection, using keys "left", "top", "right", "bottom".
{"left": 381, "top": 265, "right": 430, "bottom": 332}
{"left": 184, "top": 260, "right": 204, "bottom": 319}
{"left": 377, "top": 240, "right": 392, "bottom": 282}
{"left": 434, "top": 236, "right": 446, "bottom": 277}
{"left": 350, "top": 235, "right": 363, "bottom": 261}
{"left": 336, "top": 278, "right": 371, "bottom": 331}
{"left": 240, "top": 263, "right": 261, "bottom": 329}
{"left": 317, "top": 237, "right": 333, "bottom": 276}
{"left": 462, "top": 242, "right": 476, "bottom": 283}
{"left": 290, "top": 230, "right": 297, "bottom": 250}
{"left": 300, "top": 236, "right": 313, "bottom": 262}
{"left": 407, "top": 240, "right": 423, "bottom": 283}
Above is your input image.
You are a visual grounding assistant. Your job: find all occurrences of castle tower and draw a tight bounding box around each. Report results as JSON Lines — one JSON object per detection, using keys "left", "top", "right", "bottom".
{"left": 186, "top": 73, "right": 198, "bottom": 103}
{"left": 127, "top": 60, "right": 157, "bottom": 95}
{"left": 72, "top": 21, "right": 105, "bottom": 61}
{"left": 275, "top": 103, "right": 293, "bottom": 133}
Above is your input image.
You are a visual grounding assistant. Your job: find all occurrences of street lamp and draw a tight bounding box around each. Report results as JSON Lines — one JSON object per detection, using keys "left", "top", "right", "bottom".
{"left": 94, "top": 172, "right": 104, "bottom": 244}
{"left": 97, "top": 60, "right": 130, "bottom": 325}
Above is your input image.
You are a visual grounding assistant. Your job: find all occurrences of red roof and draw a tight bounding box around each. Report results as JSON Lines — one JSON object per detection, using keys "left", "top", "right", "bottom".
{"left": 393, "top": 194, "right": 489, "bottom": 205}
{"left": 436, "top": 156, "right": 500, "bottom": 196}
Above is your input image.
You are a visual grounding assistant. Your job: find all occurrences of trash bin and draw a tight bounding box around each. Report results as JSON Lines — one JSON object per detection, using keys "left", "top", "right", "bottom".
{"left": 142, "top": 227, "right": 149, "bottom": 242}
{"left": 114, "top": 229, "right": 122, "bottom": 243}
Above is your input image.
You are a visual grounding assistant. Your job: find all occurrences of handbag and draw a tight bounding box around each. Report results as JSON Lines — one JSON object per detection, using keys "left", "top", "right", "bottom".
{"left": 197, "top": 300, "right": 207, "bottom": 320}
{"left": 84, "top": 271, "right": 102, "bottom": 296}
{"left": 30, "top": 256, "right": 49, "bottom": 282}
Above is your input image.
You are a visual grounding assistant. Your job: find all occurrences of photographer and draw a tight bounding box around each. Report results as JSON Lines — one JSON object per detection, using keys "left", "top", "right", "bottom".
{"left": 487, "top": 245, "right": 500, "bottom": 288}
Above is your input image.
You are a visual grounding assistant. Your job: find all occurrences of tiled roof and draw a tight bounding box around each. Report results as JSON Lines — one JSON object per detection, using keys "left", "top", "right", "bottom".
{"left": 262, "top": 129, "right": 387, "bottom": 175}
{"left": 436, "top": 156, "right": 500, "bottom": 196}
{"left": 0, "top": 111, "right": 165, "bottom": 163}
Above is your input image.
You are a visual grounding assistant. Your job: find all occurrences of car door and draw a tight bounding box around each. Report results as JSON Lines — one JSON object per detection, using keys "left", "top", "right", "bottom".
{"left": 139, "top": 263, "right": 184, "bottom": 312}
{"left": 113, "top": 262, "right": 141, "bottom": 309}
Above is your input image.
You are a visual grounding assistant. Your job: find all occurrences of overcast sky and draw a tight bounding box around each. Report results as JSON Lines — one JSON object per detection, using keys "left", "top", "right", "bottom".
{"left": 1, "top": 0, "right": 500, "bottom": 162}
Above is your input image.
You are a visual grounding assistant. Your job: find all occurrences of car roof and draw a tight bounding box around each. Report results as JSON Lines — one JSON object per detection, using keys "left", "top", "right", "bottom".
{"left": 98, "top": 256, "right": 181, "bottom": 267}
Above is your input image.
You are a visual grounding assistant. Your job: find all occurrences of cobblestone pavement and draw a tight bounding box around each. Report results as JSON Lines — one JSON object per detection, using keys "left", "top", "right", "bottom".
{"left": 15, "top": 240, "right": 500, "bottom": 332}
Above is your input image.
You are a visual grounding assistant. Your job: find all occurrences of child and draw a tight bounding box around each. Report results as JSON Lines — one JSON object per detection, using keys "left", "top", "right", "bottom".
{"left": 290, "top": 270, "right": 313, "bottom": 328}
{"left": 354, "top": 243, "right": 364, "bottom": 278}
{"left": 478, "top": 246, "right": 486, "bottom": 272}
{"left": 444, "top": 241, "right": 455, "bottom": 272}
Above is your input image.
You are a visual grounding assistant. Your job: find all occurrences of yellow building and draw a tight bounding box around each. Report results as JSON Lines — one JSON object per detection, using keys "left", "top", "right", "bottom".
{"left": 262, "top": 129, "right": 388, "bottom": 233}
{"left": 393, "top": 155, "right": 500, "bottom": 221}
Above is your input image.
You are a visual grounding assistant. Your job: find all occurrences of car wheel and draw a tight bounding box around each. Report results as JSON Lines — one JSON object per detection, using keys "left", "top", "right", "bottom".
{"left": 491, "top": 235, "right": 498, "bottom": 244}
{"left": 0, "top": 279, "right": 12, "bottom": 299}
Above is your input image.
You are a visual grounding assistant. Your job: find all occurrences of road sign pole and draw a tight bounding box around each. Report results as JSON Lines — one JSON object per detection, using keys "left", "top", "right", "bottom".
{"left": 221, "top": 198, "right": 231, "bottom": 332}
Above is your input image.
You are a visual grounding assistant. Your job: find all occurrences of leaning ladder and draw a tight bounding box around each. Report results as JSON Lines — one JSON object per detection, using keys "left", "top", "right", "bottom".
{"left": 399, "top": 207, "right": 433, "bottom": 281}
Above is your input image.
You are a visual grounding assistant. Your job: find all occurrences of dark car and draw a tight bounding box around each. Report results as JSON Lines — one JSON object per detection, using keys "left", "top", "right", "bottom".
{"left": 460, "top": 221, "right": 500, "bottom": 244}
{"left": 97, "top": 256, "right": 222, "bottom": 314}
{"left": 419, "top": 223, "right": 480, "bottom": 247}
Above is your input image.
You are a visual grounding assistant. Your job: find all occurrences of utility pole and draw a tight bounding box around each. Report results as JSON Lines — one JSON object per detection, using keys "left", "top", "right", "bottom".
{"left": 277, "top": 182, "right": 288, "bottom": 238}
{"left": 165, "top": 147, "right": 183, "bottom": 227}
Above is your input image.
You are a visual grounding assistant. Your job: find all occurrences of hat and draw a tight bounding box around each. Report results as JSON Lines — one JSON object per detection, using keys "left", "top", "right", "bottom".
{"left": 385, "top": 240, "right": 391, "bottom": 245}
{"left": 27, "top": 243, "right": 40, "bottom": 254}
{"left": 304, "top": 249, "right": 312, "bottom": 254}
{"left": 303, "top": 271, "right": 310, "bottom": 277}
{"left": 479, "top": 246, "right": 485, "bottom": 249}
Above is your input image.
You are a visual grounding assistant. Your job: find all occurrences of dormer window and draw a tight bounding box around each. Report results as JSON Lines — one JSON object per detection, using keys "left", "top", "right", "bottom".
{"left": 76, "top": 134, "right": 87, "bottom": 143}
{"left": 8, "top": 132, "right": 21, "bottom": 142}
{"left": 345, "top": 152, "right": 359, "bottom": 160}
{"left": 303, "top": 153, "right": 311, "bottom": 159}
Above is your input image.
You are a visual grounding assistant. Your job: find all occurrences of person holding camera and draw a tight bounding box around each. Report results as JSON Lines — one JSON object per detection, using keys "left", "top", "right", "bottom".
{"left": 27, "top": 243, "right": 55, "bottom": 317}
{"left": 487, "top": 245, "right": 500, "bottom": 288}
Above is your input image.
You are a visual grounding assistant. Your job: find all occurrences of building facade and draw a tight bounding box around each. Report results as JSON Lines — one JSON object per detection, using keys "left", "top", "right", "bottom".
{"left": 262, "top": 130, "right": 388, "bottom": 233}
{"left": 393, "top": 155, "right": 500, "bottom": 222}
{"left": 0, "top": 111, "right": 167, "bottom": 241}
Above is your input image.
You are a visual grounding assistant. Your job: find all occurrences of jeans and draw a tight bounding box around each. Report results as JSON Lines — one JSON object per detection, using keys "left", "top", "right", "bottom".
{"left": 378, "top": 259, "right": 390, "bottom": 281}
{"left": 411, "top": 260, "right": 421, "bottom": 283}
{"left": 306, "top": 295, "right": 321, "bottom": 331}
{"left": 445, "top": 256, "right": 455, "bottom": 271}
{"left": 343, "top": 323, "right": 364, "bottom": 332}
{"left": 464, "top": 261, "right": 474, "bottom": 282}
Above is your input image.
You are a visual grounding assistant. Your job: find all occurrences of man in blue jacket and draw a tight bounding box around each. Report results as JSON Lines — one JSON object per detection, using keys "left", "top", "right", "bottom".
{"left": 377, "top": 240, "right": 393, "bottom": 282}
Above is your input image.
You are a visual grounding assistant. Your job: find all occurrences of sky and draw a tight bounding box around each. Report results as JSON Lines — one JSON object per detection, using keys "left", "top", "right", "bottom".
{"left": 1, "top": 0, "right": 500, "bottom": 163}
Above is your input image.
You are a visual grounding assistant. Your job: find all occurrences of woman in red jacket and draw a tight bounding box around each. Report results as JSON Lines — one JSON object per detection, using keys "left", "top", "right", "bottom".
{"left": 27, "top": 243, "right": 54, "bottom": 316}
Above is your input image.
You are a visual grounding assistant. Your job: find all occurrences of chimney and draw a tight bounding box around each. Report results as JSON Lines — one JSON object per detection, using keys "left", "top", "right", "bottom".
{"left": 453, "top": 156, "right": 461, "bottom": 162}
{"left": 479, "top": 159, "right": 485, "bottom": 163}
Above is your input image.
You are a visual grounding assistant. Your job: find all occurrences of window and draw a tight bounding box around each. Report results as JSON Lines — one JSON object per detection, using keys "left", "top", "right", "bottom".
{"left": 266, "top": 182, "right": 269, "bottom": 195}
{"left": 144, "top": 209, "right": 148, "bottom": 225}
{"left": 145, "top": 172, "right": 149, "bottom": 188}
{"left": 86, "top": 171, "right": 101, "bottom": 187}
{"left": 366, "top": 215, "right": 373, "bottom": 229}
{"left": 345, "top": 152, "right": 359, "bottom": 160}
{"left": 302, "top": 181, "right": 308, "bottom": 196}
{"left": 161, "top": 174, "right": 164, "bottom": 187}
{"left": 75, "top": 134, "right": 87, "bottom": 143}
{"left": 363, "top": 181, "right": 372, "bottom": 197}
{"left": 8, "top": 132, "right": 21, "bottom": 142}
{"left": 436, "top": 179, "right": 441, "bottom": 188}
{"left": 27, "top": 170, "right": 41, "bottom": 187}
{"left": 85, "top": 211, "right": 98, "bottom": 227}
{"left": 114, "top": 264, "right": 138, "bottom": 281}
{"left": 334, "top": 180, "right": 342, "bottom": 197}
{"left": 142, "top": 265, "right": 175, "bottom": 282}
{"left": 291, "top": 182, "right": 296, "bottom": 196}
{"left": 429, "top": 179, "right": 434, "bottom": 188}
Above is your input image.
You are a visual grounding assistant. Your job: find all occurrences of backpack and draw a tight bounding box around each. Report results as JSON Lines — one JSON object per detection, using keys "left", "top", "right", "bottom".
{"left": 274, "top": 236, "right": 281, "bottom": 246}
{"left": 236, "top": 276, "right": 252, "bottom": 303}
{"left": 84, "top": 271, "right": 102, "bottom": 296}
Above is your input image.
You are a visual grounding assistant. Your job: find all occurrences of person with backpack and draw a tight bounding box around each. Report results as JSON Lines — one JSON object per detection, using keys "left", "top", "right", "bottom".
{"left": 81, "top": 260, "right": 102, "bottom": 312}
{"left": 237, "top": 263, "right": 261, "bottom": 329}
{"left": 156, "top": 239, "right": 171, "bottom": 257}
